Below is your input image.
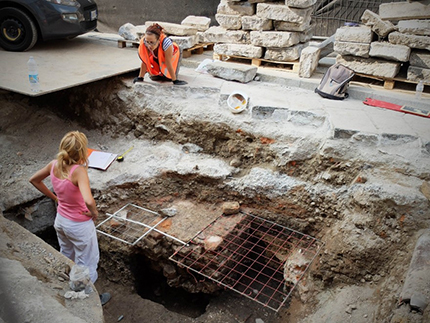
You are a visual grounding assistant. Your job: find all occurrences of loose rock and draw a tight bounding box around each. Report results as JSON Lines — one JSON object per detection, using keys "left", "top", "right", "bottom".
{"left": 222, "top": 201, "right": 241, "bottom": 215}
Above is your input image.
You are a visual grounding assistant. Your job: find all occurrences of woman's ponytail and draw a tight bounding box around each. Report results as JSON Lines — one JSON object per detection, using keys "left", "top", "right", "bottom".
{"left": 56, "top": 131, "right": 88, "bottom": 179}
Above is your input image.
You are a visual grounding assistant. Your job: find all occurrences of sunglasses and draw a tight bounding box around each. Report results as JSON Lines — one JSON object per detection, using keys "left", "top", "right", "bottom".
{"left": 144, "top": 39, "right": 158, "bottom": 46}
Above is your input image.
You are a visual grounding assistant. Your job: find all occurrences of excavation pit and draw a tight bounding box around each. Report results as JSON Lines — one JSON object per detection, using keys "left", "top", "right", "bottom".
{"left": 95, "top": 202, "right": 322, "bottom": 313}
{"left": 1, "top": 73, "right": 430, "bottom": 322}
{"left": 170, "top": 211, "right": 323, "bottom": 312}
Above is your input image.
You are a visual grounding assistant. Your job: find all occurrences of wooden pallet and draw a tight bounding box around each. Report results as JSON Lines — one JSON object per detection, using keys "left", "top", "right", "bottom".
{"left": 213, "top": 54, "right": 300, "bottom": 73}
{"left": 182, "top": 42, "right": 214, "bottom": 58}
{"left": 353, "top": 73, "right": 425, "bottom": 90}
{"left": 117, "top": 39, "right": 139, "bottom": 48}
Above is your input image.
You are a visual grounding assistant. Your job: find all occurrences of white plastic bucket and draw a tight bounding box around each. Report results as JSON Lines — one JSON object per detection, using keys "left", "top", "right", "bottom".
{"left": 227, "top": 91, "right": 249, "bottom": 114}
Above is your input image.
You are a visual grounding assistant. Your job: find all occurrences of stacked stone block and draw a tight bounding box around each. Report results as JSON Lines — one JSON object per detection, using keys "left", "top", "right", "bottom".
{"left": 206, "top": 0, "right": 316, "bottom": 63}
{"left": 144, "top": 16, "right": 211, "bottom": 50}
{"left": 334, "top": 1, "right": 430, "bottom": 84}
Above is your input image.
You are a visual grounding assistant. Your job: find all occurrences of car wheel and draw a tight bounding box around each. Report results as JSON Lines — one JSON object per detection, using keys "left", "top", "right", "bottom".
{"left": 0, "top": 7, "right": 38, "bottom": 52}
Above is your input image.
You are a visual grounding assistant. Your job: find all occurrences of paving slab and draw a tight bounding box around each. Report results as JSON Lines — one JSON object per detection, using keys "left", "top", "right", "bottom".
{"left": 0, "top": 32, "right": 140, "bottom": 97}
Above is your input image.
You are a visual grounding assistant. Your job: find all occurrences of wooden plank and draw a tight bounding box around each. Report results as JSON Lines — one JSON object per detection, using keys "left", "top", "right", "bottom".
{"left": 118, "top": 40, "right": 126, "bottom": 48}
{"left": 384, "top": 80, "right": 395, "bottom": 90}
{"left": 182, "top": 50, "right": 192, "bottom": 59}
{"left": 182, "top": 42, "right": 214, "bottom": 58}
{"left": 117, "top": 39, "right": 139, "bottom": 49}
{"left": 354, "top": 73, "right": 424, "bottom": 91}
{"left": 251, "top": 58, "right": 261, "bottom": 67}
{"left": 213, "top": 54, "right": 300, "bottom": 72}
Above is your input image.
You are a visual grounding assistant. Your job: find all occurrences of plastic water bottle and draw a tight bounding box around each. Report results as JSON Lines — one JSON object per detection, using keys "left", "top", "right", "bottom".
{"left": 27, "top": 56, "right": 40, "bottom": 92}
{"left": 415, "top": 80, "right": 424, "bottom": 100}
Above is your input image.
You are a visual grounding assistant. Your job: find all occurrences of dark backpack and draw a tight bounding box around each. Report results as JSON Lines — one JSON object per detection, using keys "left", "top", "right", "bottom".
{"left": 315, "top": 63, "right": 355, "bottom": 100}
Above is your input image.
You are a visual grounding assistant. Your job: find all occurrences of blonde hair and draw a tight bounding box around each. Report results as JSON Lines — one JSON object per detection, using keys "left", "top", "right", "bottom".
{"left": 56, "top": 131, "right": 88, "bottom": 179}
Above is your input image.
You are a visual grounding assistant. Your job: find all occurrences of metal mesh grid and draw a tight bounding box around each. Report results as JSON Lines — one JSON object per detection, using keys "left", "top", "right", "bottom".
{"left": 169, "top": 212, "right": 324, "bottom": 312}
{"left": 312, "top": 0, "right": 404, "bottom": 37}
{"left": 96, "top": 203, "right": 170, "bottom": 245}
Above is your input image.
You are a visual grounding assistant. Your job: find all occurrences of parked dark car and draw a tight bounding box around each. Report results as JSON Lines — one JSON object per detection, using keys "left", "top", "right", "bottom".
{"left": 0, "top": 0, "right": 97, "bottom": 51}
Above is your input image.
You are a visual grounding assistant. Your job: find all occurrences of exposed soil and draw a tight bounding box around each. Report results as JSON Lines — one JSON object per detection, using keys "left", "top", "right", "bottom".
{"left": 1, "top": 74, "right": 429, "bottom": 323}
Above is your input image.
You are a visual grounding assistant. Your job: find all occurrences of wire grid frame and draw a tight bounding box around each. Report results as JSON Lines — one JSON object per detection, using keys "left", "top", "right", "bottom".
{"left": 311, "top": 0, "right": 404, "bottom": 37}
{"left": 169, "top": 212, "right": 324, "bottom": 312}
{"left": 96, "top": 203, "right": 170, "bottom": 245}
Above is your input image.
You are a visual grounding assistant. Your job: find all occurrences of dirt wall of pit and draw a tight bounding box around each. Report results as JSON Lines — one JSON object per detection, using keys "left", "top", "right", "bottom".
{"left": 96, "top": 0, "right": 220, "bottom": 32}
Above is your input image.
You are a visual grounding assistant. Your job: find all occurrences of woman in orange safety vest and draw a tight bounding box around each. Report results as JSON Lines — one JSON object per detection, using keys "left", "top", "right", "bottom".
{"left": 134, "top": 23, "right": 187, "bottom": 85}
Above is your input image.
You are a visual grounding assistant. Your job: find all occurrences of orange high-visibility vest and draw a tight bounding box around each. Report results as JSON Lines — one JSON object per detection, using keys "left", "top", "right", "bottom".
{"left": 138, "top": 33, "right": 180, "bottom": 79}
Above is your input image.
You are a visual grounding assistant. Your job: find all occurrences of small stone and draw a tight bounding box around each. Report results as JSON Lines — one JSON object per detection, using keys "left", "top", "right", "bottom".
{"left": 182, "top": 143, "right": 203, "bottom": 153}
{"left": 159, "top": 208, "right": 177, "bottom": 217}
{"left": 204, "top": 236, "right": 223, "bottom": 251}
{"left": 322, "top": 172, "right": 331, "bottom": 180}
{"left": 110, "top": 217, "right": 126, "bottom": 228}
{"left": 354, "top": 175, "right": 367, "bottom": 184}
{"left": 155, "top": 124, "right": 170, "bottom": 133}
{"left": 230, "top": 158, "right": 242, "bottom": 167}
{"left": 222, "top": 201, "right": 241, "bottom": 215}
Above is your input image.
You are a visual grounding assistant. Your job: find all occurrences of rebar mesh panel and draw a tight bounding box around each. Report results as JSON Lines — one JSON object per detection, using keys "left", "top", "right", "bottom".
{"left": 312, "top": 0, "right": 404, "bottom": 37}
{"left": 169, "top": 212, "right": 323, "bottom": 312}
{"left": 96, "top": 203, "right": 167, "bottom": 245}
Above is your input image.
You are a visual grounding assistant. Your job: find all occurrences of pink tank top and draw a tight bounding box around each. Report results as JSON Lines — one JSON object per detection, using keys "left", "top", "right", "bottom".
{"left": 50, "top": 161, "right": 90, "bottom": 222}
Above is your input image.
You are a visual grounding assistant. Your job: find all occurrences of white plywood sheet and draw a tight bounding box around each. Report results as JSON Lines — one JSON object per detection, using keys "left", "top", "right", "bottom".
{"left": 0, "top": 32, "right": 140, "bottom": 96}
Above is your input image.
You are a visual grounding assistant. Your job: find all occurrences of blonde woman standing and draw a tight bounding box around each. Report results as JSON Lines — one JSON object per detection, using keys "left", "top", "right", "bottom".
{"left": 30, "top": 131, "right": 110, "bottom": 305}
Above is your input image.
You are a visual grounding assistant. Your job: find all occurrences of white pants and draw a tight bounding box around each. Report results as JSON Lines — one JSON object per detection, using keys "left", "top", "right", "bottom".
{"left": 54, "top": 213, "right": 100, "bottom": 283}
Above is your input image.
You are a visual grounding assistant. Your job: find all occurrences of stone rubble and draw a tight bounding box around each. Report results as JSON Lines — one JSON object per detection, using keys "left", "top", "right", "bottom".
{"left": 118, "top": 16, "right": 212, "bottom": 50}
{"left": 119, "top": 1, "right": 430, "bottom": 83}
{"left": 333, "top": 3, "right": 430, "bottom": 84}
{"left": 207, "top": 0, "right": 317, "bottom": 67}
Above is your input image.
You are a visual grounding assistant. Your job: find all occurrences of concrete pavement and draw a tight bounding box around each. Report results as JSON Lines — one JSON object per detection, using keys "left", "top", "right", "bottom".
{"left": 0, "top": 32, "right": 140, "bottom": 96}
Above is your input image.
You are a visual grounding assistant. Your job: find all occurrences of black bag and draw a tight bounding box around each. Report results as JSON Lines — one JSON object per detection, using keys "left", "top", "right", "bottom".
{"left": 315, "top": 63, "right": 355, "bottom": 100}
